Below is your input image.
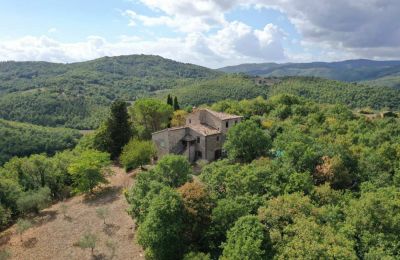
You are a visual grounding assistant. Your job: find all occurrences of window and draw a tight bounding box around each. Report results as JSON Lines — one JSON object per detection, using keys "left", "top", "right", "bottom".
{"left": 225, "top": 121, "right": 229, "bottom": 128}
{"left": 197, "top": 137, "right": 200, "bottom": 143}
{"left": 189, "top": 119, "right": 192, "bottom": 124}
{"left": 235, "top": 120, "right": 238, "bottom": 124}
{"left": 216, "top": 136, "right": 220, "bottom": 142}
{"left": 196, "top": 151, "right": 202, "bottom": 159}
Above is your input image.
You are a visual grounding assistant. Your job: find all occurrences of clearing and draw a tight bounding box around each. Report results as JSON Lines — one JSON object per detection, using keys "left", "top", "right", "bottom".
{"left": 0, "top": 166, "right": 145, "bottom": 260}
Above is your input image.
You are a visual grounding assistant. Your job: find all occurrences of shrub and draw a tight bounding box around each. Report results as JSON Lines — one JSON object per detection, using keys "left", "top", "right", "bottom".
{"left": 16, "top": 187, "right": 51, "bottom": 214}
{"left": 120, "top": 139, "right": 156, "bottom": 171}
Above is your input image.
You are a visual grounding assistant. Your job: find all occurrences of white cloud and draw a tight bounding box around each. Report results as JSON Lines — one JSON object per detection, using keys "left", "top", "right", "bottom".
{"left": 0, "top": 20, "right": 285, "bottom": 68}
{"left": 2, "top": 0, "right": 399, "bottom": 66}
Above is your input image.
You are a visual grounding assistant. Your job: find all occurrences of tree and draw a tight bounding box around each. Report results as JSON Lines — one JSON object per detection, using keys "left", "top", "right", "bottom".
{"left": 119, "top": 139, "right": 156, "bottom": 171}
{"left": 224, "top": 120, "right": 272, "bottom": 163}
{"left": 177, "top": 182, "right": 214, "bottom": 248}
{"left": 137, "top": 187, "right": 187, "bottom": 259}
{"left": 171, "top": 110, "right": 188, "bottom": 127}
{"left": 221, "top": 215, "right": 270, "bottom": 260}
{"left": 94, "top": 100, "right": 132, "bottom": 159}
{"left": 16, "top": 186, "right": 51, "bottom": 214}
{"left": 167, "top": 94, "right": 173, "bottom": 107}
{"left": 77, "top": 232, "right": 97, "bottom": 257}
{"left": 16, "top": 219, "right": 32, "bottom": 242}
{"left": 129, "top": 98, "right": 173, "bottom": 139}
{"left": 125, "top": 176, "right": 166, "bottom": 224}
{"left": 0, "top": 205, "right": 11, "bottom": 227}
{"left": 153, "top": 155, "right": 192, "bottom": 187}
{"left": 207, "top": 198, "right": 253, "bottom": 256}
{"left": 68, "top": 150, "right": 111, "bottom": 194}
{"left": 96, "top": 207, "right": 109, "bottom": 225}
{"left": 173, "top": 96, "right": 180, "bottom": 111}
{"left": 277, "top": 217, "right": 357, "bottom": 259}
{"left": 345, "top": 186, "right": 400, "bottom": 258}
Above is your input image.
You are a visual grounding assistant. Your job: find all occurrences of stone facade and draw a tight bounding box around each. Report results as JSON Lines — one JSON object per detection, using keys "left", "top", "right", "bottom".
{"left": 152, "top": 108, "right": 242, "bottom": 163}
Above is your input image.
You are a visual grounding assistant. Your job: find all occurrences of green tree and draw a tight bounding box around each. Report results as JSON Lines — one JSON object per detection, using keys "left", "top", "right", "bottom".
{"left": 125, "top": 174, "right": 166, "bottom": 224}
{"left": 77, "top": 232, "right": 97, "bottom": 257}
{"left": 16, "top": 219, "right": 32, "bottom": 242}
{"left": 345, "top": 186, "right": 400, "bottom": 258}
{"left": 137, "top": 187, "right": 187, "bottom": 259}
{"left": 120, "top": 139, "right": 156, "bottom": 171}
{"left": 207, "top": 198, "right": 252, "bottom": 256}
{"left": 96, "top": 207, "right": 109, "bottom": 225}
{"left": 129, "top": 98, "right": 173, "bottom": 139}
{"left": 153, "top": 155, "right": 192, "bottom": 188}
{"left": 224, "top": 120, "right": 272, "bottom": 163}
{"left": 221, "top": 215, "right": 270, "bottom": 260}
{"left": 68, "top": 150, "right": 111, "bottom": 194}
{"left": 16, "top": 186, "right": 51, "bottom": 214}
{"left": 167, "top": 94, "right": 173, "bottom": 107}
{"left": 95, "top": 100, "right": 132, "bottom": 159}
{"left": 0, "top": 205, "right": 11, "bottom": 227}
{"left": 173, "top": 96, "right": 180, "bottom": 111}
{"left": 171, "top": 110, "right": 188, "bottom": 127}
{"left": 276, "top": 217, "right": 356, "bottom": 259}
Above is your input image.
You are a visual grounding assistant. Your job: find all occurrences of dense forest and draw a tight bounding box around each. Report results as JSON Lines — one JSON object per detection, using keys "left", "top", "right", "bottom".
{"left": 0, "top": 119, "right": 80, "bottom": 165}
{"left": 2, "top": 56, "right": 400, "bottom": 130}
{"left": 0, "top": 94, "right": 399, "bottom": 259}
{"left": 0, "top": 55, "right": 220, "bottom": 129}
{"left": 164, "top": 75, "right": 400, "bottom": 111}
{"left": 125, "top": 95, "right": 400, "bottom": 259}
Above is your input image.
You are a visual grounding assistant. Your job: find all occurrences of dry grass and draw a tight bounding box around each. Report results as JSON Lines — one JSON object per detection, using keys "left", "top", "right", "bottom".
{"left": 0, "top": 166, "right": 144, "bottom": 260}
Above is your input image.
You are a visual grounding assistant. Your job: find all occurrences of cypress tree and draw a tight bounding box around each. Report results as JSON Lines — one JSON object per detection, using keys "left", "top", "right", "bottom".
{"left": 99, "top": 100, "right": 132, "bottom": 159}
{"left": 173, "top": 96, "right": 180, "bottom": 111}
{"left": 167, "top": 94, "right": 173, "bottom": 106}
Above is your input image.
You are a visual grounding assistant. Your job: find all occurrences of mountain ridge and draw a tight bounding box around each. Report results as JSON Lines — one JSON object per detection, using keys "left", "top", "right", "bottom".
{"left": 219, "top": 59, "right": 400, "bottom": 87}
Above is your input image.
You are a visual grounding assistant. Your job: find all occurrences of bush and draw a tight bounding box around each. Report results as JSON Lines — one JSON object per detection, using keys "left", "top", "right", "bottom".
{"left": 68, "top": 149, "right": 111, "bottom": 194}
{"left": 120, "top": 139, "right": 156, "bottom": 171}
{"left": 137, "top": 187, "right": 187, "bottom": 259}
{"left": 224, "top": 120, "right": 272, "bottom": 163}
{"left": 153, "top": 155, "right": 192, "bottom": 187}
{"left": 16, "top": 187, "right": 51, "bottom": 214}
{"left": 221, "top": 215, "right": 270, "bottom": 260}
{"left": 0, "top": 205, "right": 11, "bottom": 228}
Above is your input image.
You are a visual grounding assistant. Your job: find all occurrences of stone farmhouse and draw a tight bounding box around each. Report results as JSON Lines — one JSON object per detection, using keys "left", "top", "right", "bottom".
{"left": 152, "top": 108, "right": 243, "bottom": 163}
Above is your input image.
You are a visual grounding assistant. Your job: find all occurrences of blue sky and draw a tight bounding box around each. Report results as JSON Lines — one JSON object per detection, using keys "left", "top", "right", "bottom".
{"left": 0, "top": 0, "right": 399, "bottom": 68}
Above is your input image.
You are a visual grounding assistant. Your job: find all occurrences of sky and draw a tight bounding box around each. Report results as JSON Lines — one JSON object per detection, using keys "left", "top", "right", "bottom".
{"left": 0, "top": 0, "right": 399, "bottom": 68}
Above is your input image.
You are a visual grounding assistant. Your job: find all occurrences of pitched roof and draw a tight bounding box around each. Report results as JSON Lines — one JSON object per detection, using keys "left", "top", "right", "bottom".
{"left": 203, "top": 108, "right": 243, "bottom": 120}
{"left": 189, "top": 123, "right": 220, "bottom": 136}
{"left": 152, "top": 126, "right": 186, "bottom": 135}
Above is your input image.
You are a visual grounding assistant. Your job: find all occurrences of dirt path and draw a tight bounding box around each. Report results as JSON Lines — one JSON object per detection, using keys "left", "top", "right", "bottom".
{"left": 0, "top": 166, "right": 145, "bottom": 260}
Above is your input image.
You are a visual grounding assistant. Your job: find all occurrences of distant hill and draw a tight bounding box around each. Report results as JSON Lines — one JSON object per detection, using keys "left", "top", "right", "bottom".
{"left": 0, "top": 55, "right": 221, "bottom": 129}
{"left": 2, "top": 55, "right": 400, "bottom": 130}
{"left": 160, "top": 74, "right": 400, "bottom": 111}
{"left": 0, "top": 119, "right": 80, "bottom": 165}
{"left": 219, "top": 59, "right": 400, "bottom": 88}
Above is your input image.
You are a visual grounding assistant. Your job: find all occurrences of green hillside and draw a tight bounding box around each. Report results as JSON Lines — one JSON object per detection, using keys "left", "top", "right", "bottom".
{"left": 0, "top": 55, "right": 221, "bottom": 129}
{"left": 219, "top": 59, "right": 400, "bottom": 87}
{"left": 2, "top": 56, "right": 400, "bottom": 130}
{"left": 155, "top": 74, "right": 274, "bottom": 106}
{"left": 0, "top": 119, "right": 81, "bottom": 165}
{"left": 269, "top": 77, "right": 400, "bottom": 110}
{"left": 163, "top": 75, "right": 400, "bottom": 110}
